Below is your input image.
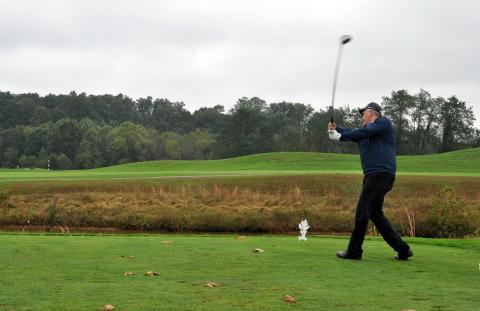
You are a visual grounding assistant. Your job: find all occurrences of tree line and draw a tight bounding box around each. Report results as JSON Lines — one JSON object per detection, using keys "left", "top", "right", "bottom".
{"left": 0, "top": 89, "right": 478, "bottom": 169}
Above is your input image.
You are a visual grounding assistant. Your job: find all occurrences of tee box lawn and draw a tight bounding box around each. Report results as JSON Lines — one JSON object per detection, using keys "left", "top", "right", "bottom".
{"left": 0, "top": 234, "right": 478, "bottom": 311}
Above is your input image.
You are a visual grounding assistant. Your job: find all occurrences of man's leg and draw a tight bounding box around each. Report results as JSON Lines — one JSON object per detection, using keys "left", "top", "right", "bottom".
{"left": 369, "top": 175, "right": 410, "bottom": 254}
{"left": 346, "top": 175, "right": 382, "bottom": 257}
{"left": 371, "top": 210, "right": 410, "bottom": 253}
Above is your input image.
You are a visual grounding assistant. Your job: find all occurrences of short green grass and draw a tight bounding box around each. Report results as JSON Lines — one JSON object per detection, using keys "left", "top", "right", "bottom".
{"left": 0, "top": 234, "right": 478, "bottom": 310}
{"left": 2, "top": 148, "right": 480, "bottom": 182}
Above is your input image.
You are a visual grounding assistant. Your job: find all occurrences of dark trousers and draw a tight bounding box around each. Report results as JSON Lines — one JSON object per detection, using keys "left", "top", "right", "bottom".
{"left": 347, "top": 172, "right": 409, "bottom": 256}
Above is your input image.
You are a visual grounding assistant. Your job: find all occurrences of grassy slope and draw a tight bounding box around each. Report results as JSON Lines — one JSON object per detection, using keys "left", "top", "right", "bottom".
{"left": 92, "top": 147, "right": 480, "bottom": 173}
{"left": 0, "top": 234, "right": 478, "bottom": 311}
{"left": 2, "top": 148, "right": 480, "bottom": 181}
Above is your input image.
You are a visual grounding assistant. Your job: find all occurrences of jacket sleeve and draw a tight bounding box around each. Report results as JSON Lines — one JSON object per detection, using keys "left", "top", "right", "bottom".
{"left": 335, "top": 126, "right": 351, "bottom": 134}
{"left": 339, "top": 120, "right": 386, "bottom": 142}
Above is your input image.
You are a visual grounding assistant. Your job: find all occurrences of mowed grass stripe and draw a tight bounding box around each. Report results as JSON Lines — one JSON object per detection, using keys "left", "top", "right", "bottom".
{"left": 2, "top": 148, "right": 480, "bottom": 182}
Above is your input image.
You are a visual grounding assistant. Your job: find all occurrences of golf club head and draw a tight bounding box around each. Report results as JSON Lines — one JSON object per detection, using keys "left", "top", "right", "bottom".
{"left": 340, "top": 35, "right": 353, "bottom": 45}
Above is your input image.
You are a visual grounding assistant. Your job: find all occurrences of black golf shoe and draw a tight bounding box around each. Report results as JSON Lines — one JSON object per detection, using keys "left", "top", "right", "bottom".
{"left": 336, "top": 250, "right": 361, "bottom": 260}
{"left": 395, "top": 249, "right": 413, "bottom": 260}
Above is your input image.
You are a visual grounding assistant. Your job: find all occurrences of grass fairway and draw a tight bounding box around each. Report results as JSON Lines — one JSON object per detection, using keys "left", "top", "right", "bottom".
{"left": 3, "top": 148, "right": 480, "bottom": 183}
{"left": 1, "top": 234, "right": 478, "bottom": 310}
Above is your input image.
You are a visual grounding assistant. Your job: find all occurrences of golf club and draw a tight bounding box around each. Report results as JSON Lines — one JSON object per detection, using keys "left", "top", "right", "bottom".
{"left": 330, "top": 34, "right": 353, "bottom": 124}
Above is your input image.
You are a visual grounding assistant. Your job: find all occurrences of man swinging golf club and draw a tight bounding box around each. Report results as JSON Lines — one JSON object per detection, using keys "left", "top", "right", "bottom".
{"left": 327, "top": 102, "right": 413, "bottom": 260}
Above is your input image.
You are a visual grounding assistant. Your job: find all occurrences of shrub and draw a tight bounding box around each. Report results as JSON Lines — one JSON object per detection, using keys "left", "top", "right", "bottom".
{"left": 418, "top": 186, "right": 474, "bottom": 238}
{"left": 55, "top": 153, "right": 73, "bottom": 170}
{"left": 19, "top": 155, "right": 37, "bottom": 169}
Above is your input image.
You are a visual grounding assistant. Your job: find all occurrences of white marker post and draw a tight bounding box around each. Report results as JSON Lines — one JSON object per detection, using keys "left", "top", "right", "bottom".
{"left": 298, "top": 219, "right": 309, "bottom": 241}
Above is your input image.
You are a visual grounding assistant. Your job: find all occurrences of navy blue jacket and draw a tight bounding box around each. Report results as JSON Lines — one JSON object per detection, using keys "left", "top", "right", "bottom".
{"left": 336, "top": 117, "right": 396, "bottom": 176}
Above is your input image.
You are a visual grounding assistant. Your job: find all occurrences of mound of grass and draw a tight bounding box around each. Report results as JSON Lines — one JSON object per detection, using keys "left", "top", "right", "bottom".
{"left": 3, "top": 148, "right": 480, "bottom": 182}
{"left": 0, "top": 234, "right": 478, "bottom": 310}
{"left": 94, "top": 152, "right": 361, "bottom": 172}
{"left": 96, "top": 148, "right": 480, "bottom": 174}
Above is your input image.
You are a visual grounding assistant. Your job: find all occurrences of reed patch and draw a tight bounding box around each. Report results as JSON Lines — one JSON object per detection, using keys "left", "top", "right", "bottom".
{"left": 1, "top": 174, "right": 479, "bottom": 237}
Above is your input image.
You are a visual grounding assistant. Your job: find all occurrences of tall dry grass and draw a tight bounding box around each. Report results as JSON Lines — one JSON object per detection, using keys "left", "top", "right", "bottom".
{"left": 0, "top": 174, "right": 479, "bottom": 236}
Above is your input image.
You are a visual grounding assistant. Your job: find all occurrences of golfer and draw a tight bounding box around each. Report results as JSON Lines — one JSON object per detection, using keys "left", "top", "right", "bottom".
{"left": 328, "top": 102, "right": 413, "bottom": 260}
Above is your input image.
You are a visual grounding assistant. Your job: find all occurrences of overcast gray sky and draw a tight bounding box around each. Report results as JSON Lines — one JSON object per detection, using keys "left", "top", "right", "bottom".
{"left": 1, "top": 0, "right": 479, "bottom": 124}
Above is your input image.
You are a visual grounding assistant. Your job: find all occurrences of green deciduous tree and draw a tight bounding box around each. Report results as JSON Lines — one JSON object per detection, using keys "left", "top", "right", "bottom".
{"left": 36, "top": 148, "right": 49, "bottom": 169}
{"left": 24, "top": 123, "right": 51, "bottom": 156}
{"left": 54, "top": 153, "right": 73, "bottom": 170}
{"left": 2, "top": 147, "right": 19, "bottom": 168}
{"left": 266, "top": 102, "right": 314, "bottom": 151}
{"left": 439, "top": 96, "right": 475, "bottom": 152}
{"left": 74, "top": 118, "right": 103, "bottom": 168}
{"left": 47, "top": 119, "right": 82, "bottom": 160}
{"left": 192, "top": 105, "right": 226, "bottom": 134}
{"left": 216, "top": 97, "right": 274, "bottom": 157}
{"left": 160, "top": 131, "right": 182, "bottom": 160}
{"left": 19, "top": 154, "right": 36, "bottom": 169}
{"left": 180, "top": 129, "right": 215, "bottom": 160}
{"left": 106, "top": 122, "right": 155, "bottom": 164}
{"left": 151, "top": 99, "right": 193, "bottom": 133}
{"left": 0, "top": 127, "right": 26, "bottom": 160}
{"left": 411, "top": 90, "right": 442, "bottom": 154}
{"left": 0, "top": 89, "right": 479, "bottom": 168}
{"left": 382, "top": 90, "right": 415, "bottom": 153}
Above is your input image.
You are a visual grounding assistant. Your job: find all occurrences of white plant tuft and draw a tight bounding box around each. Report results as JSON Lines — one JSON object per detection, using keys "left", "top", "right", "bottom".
{"left": 298, "top": 219, "right": 309, "bottom": 241}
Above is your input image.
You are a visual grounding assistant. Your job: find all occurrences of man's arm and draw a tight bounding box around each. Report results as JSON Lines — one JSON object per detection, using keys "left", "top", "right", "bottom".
{"left": 335, "top": 126, "right": 351, "bottom": 135}
{"left": 340, "top": 121, "right": 386, "bottom": 142}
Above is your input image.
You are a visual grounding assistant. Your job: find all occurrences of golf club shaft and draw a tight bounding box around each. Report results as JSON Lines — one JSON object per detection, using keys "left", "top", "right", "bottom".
{"left": 330, "top": 43, "right": 345, "bottom": 124}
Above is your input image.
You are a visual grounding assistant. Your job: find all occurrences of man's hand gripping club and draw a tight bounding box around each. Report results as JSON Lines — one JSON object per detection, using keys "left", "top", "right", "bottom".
{"left": 327, "top": 122, "right": 341, "bottom": 141}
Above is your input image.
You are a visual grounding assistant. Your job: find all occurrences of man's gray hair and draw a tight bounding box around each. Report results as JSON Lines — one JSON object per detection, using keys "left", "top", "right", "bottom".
{"left": 366, "top": 109, "right": 381, "bottom": 117}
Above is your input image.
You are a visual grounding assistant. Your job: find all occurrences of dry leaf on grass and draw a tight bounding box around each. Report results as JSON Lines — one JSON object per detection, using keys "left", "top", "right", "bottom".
{"left": 123, "top": 272, "right": 134, "bottom": 276}
{"left": 162, "top": 240, "right": 173, "bottom": 244}
{"left": 144, "top": 271, "right": 160, "bottom": 276}
{"left": 103, "top": 304, "right": 115, "bottom": 311}
{"left": 121, "top": 255, "right": 136, "bottom": 259}
{"left": 205, "top": 281, "right": 219, "bottom": 288}
{"left": 283, "top": 295, "right": 296, "bottom": 303}
{"left": 235, "top": 235, "right": 247, "bottom": 240}
{"left": 251, "top": 248, "right": 264, "bottom": 253}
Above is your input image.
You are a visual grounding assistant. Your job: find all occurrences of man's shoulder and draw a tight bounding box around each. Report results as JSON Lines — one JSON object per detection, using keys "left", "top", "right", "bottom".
{"left": 376, "top": 116, "right": 393, "bottom": 127}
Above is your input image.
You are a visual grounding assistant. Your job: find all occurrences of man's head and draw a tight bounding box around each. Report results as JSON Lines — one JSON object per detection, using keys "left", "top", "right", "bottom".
{"left": 359, "top": 102, "right": 382, "bottom": 127}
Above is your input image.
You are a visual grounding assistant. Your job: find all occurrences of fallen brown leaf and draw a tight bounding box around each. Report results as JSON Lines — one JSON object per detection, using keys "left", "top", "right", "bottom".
{"left": 205, "top": 281, "right": 219, "bottom": 288}
{"left": 144, "top": 271, "right": 160, "bottom": 276}
{"left": 236, "top": 235, "right": 247, "bottom": 240}
{"left": 284, "top": 295, "right": 296, "bottom": 303}
{"left": 123, "top": 272, "right": 134, "bottom": 276}
{"left": 103, "top": 304, "right": 115, "bottom": 311}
